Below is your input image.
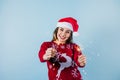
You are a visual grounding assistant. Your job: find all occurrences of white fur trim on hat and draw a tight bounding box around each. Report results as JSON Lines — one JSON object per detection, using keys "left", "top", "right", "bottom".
{"left": 73, "top": 32, "right": 79, "bottom": 36}
{"left": 56, "top": 22, "right": 73, "bottom": 31}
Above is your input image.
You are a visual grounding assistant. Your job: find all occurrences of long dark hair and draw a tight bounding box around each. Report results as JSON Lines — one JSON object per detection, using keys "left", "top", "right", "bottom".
{"left": 51, "top": 27, "right": 73, "bottom": 44}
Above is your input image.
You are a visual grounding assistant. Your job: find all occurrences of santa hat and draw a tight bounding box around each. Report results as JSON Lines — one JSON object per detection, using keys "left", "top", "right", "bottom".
{"left": 56, "top": 17, "right": 79, "bottom": 36}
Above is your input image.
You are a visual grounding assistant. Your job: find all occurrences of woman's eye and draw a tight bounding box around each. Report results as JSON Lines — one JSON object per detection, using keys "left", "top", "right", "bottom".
{"left": 60, "top": 28, "right": 63, "bottom": 31}
{"left": 66, "top": 31, "right": 71, "bottom": 34}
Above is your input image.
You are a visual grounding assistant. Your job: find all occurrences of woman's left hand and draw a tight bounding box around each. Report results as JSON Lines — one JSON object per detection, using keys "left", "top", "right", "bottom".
{"left": 78, "top": 54, "right": 86, "bottom": 67}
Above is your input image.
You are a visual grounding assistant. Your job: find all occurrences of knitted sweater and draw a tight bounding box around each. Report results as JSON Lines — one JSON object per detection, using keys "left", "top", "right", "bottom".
{"left": 38, "top": 41, "right": 84, "bottom": 80}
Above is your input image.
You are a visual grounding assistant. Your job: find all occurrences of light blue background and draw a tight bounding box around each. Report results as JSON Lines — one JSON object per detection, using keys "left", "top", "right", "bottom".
{"left": 0, "top": 0, "right": 120, "bottom": 80}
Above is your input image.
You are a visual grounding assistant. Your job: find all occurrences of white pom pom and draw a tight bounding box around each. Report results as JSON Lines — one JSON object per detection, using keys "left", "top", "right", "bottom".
{"left": 73, "top": 32, "right": 79, "bottom": 36}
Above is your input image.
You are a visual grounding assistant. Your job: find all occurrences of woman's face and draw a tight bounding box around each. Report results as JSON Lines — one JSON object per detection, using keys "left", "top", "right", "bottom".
{"left": 56, "top": 27, "right": 72, "bottom": 44}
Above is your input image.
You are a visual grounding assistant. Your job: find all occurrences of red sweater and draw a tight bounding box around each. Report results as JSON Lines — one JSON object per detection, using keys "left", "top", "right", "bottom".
{"left": 38, "top": 41, "right": 84, "bottom": 80}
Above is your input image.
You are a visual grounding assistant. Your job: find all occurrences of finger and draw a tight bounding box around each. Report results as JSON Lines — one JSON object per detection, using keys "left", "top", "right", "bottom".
{"left": 78, "top": 56, "right": 86, "bottom": 63}
{"left": 78, "top": 56, "right": 85, "bottom": 61}
{"left": 47, "top": 51, "right": 52, "bottom": 54}
{"left": 79, "top": 58, "right": 86, "bottom": 63}
{"left": 46, "top": 48, "right": 52, "bottom": 52}
{"left": 78, "top": 59, "right": 84, "bottom": 63}
{"left": 51, "top": 53, "right": 56, "bottom": 57}
{"left": 46, "top": 50, "right": 52, "bottom": 55}
{"left": 43, "top": 54, "right": 51, "bottom": 60}
{"left": 52, "top": 48, "right": 57, "bottom": 53}
{"left": 47, "top": 48, "right": 53, "bottom": 50}
{"left": 79, "top": 56, "right": 86, "bottom": 61}
{"left": 78, "top": 55, "right": 86, "bottom": 60}
{"left": 78, "top": 54, "right": 85, "bottom": 58}
{"left": 51, "top": 48, "right": 57, "bottom": 55}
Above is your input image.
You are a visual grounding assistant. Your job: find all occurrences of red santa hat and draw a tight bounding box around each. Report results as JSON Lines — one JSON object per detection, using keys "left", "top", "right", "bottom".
{"left": 56, "top": 17, "right": 79, "bottom": 36}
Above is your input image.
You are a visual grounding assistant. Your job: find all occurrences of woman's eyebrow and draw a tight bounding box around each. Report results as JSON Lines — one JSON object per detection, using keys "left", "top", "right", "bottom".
{"left": 66, "top": 30, "right": 71, "bottom": 32}
{"left": 60, "top": 27, "right": 63, "bottom": 29}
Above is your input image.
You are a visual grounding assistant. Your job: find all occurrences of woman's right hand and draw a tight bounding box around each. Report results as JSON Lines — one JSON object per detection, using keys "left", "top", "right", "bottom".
{"left": 43, "top": 48, "right": 57, "bottom": 60}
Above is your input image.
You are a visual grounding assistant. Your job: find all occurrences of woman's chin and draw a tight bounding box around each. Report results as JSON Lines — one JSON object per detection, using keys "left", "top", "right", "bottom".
{"left": 57, "top": 40, "right": 66, "bottom": 44}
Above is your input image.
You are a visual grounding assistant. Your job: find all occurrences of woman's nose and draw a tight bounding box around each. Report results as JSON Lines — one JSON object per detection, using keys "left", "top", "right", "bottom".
{"left": 61, "top": 31, "right": 66, "bottom": 36}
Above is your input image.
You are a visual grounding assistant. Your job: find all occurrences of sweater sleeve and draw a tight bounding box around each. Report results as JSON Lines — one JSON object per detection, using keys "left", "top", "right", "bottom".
{"left": 73, "top": 43, "right": 85, "bottom": 67}
{"left": 38, "top": 42, "right": 50, "bottom": 62}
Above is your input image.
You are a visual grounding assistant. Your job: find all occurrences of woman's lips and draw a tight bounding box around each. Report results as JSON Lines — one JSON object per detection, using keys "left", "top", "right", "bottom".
{"left": 59, "top": 35, "right": 66, "bottom": 40}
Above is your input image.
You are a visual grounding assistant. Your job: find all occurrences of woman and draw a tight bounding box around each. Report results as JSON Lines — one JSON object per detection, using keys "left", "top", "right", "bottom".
{"left": 38, "top": 17, "right": 86, "bottom": 80}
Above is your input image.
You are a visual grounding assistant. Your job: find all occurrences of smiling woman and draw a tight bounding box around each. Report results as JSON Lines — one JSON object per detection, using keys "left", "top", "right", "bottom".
{"left": 1, "top": 0, "right": 120, "bottom": 80}
{"left": 38, "top": 17, "right": 86, "bottom": 80}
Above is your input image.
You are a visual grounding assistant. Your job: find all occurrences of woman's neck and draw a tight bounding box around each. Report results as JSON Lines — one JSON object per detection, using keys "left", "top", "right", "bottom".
{"left": 53, "top": 40, "right": 66, "bottom": 45}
